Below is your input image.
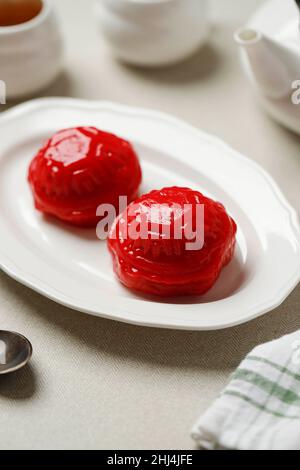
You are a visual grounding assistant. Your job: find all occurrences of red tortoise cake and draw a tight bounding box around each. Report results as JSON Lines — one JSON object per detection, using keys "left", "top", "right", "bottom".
{"left": 28, "top": 127, "right": 142, "bottom": 227}
{"left": 108, "top": 187, "right": 237, "bottom": 297}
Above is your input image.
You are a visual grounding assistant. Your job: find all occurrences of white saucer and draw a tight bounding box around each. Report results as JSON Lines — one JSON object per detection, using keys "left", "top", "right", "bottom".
{"left": 0, "top": 98, "right": 299, "bottom": 330}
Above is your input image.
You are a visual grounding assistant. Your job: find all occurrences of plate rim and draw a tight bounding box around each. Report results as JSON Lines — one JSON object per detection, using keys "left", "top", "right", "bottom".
{"left": 0, "top": 97, "right": 300, "bottom": 331}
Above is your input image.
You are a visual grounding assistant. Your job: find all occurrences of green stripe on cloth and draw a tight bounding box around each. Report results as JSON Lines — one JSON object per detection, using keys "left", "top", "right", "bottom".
{"left": 224, "top": 390, "right": 300, "bottom": 420}
{"left": 247, "top": 356, "right": 300, "bottom": 383}
{"left": 233, "top": 369, "right": 300, "bottom": 407}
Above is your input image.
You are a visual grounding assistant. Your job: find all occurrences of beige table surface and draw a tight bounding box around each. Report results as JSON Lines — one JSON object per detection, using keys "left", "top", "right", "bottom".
{"left": 1, "top": 0, "right": 300, "bottom": 450}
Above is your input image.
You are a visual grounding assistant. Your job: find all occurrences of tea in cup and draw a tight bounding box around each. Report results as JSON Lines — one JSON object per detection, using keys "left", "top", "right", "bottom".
{"left": 0, "top": 0, "right": 63, "bottom": 99}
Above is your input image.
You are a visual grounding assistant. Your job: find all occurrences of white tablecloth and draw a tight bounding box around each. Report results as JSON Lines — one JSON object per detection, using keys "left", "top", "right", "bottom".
{"left": 1, "top": 0, "right": 300, "bottom": 450}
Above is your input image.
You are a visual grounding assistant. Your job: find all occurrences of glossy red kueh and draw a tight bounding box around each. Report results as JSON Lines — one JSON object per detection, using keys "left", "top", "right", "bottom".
{"left": 28, "top": 127, "right": 142, "bottom": 227}
{"left": 108, "top": 187, "right": 237, "bottom": 297}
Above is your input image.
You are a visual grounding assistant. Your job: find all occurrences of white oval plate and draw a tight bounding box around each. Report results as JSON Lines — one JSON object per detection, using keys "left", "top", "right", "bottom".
{"left": 0, "top": 98, "right": 299, "bottom": 330}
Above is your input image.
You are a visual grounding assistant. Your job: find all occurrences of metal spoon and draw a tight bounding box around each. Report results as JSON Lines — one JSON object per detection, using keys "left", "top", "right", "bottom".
{"left": 0, "top": 331, "right": 32, "bottom": 375}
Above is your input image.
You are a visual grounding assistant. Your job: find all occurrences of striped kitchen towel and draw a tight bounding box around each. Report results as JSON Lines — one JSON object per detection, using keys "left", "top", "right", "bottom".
{"left": 192, "top": 330, "right": 300, "bottom": 450}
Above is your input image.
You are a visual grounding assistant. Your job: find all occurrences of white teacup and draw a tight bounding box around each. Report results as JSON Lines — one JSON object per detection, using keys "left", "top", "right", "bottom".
{"left": 95, "top": 0, "right": 210, "bottom": 67}
{"left": 0, "top": 0, "right": 63, "bottom": 99}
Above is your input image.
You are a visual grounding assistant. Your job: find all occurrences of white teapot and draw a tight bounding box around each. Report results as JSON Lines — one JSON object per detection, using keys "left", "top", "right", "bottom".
{"left": 95, "top": 0, "right": 210, "bottom": 67}
{"left": 235, "top": 0, "right": 300, "bottom": 135}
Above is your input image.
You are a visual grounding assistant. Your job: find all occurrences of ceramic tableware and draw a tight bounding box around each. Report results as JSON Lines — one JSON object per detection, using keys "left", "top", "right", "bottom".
{"left": 95, "top": 0, "right": 210, "bottom": 67}
{"left": 0, "top": 99, "right": 299, "bottom": 331}
{"left": 235, "top": 0, "right": 300, "bottom": 134}
{"left": 0, "top": 0, "right": 63, "bottom": 99}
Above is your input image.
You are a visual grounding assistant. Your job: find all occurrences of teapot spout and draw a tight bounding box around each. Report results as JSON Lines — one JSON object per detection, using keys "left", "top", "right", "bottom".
{"left": 235, "top": 28, "right": 293, "bottom": 99}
